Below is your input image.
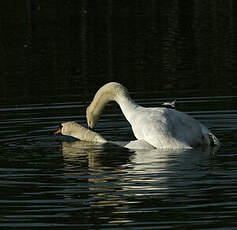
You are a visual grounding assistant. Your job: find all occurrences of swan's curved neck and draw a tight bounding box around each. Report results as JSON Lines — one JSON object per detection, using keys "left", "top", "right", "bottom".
{"left": 87, "top": 82, "right": 138, "bottom": 125}
{"left": 115, "top": 91, "right": 138, "bottom": 122}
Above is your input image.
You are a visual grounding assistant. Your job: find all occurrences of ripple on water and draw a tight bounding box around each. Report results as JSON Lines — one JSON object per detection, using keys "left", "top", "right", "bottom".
{"left": 0, "top": 96, "right": 236, "bottom": 229}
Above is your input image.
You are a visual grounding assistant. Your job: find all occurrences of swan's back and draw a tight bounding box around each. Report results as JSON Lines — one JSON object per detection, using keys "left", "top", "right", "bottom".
{"left": 130, "top": 107, "right": 215, "bottom": 149}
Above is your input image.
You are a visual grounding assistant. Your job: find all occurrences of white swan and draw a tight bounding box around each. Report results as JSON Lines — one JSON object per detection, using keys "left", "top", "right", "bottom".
{"left": 55, "top": 121, "right": 156, "bottom": 150}
{"left": 86, "top": 82, "right": 219, "bottom": 149}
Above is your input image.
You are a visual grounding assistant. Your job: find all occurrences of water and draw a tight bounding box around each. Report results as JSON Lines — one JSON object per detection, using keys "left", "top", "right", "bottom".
{"left": 1, "top": 1, "right": 237, "bottom": 229}
{"left": 0, "top": 95, "right": 236, "bottom": 229}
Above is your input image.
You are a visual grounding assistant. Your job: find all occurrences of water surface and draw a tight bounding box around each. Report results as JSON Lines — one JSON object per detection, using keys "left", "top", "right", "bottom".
{"left": 0, "top": 95, "right": 237, "bottom": 229}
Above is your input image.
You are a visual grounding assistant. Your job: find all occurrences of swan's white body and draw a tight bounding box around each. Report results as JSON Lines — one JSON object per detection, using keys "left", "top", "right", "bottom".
{"left": 86, "top": 82, "right": 219, "bottom": 149}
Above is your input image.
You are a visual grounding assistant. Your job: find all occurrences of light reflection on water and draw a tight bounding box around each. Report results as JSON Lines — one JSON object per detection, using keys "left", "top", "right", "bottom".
{"left": 0, "top": 96, "right": 237, "bottom": 229}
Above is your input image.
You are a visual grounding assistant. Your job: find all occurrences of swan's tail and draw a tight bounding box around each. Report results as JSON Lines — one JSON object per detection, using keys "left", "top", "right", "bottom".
{"left": 208, "top": 133, "right": 220, "bottom": 146}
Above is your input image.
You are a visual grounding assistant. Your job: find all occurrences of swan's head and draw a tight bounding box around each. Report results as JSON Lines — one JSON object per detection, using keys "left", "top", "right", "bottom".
{"left": 55, "top": 121, "right": 107, "bottom": 143}
{"left": 55, "top": 121, "right": 88, "bottom": 137}
{"left": 86, "top": 105, "right": 99, "bottom": 129}
{"left": 55, "top": 122, "right": 74, "bottom": 136}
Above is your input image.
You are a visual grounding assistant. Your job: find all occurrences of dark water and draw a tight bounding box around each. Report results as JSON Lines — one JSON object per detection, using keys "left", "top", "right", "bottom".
{"left": 0, "top": 96, "right": 237, "bottom": 229}
{"left": 1, "top": 1, "right": 237, "bottom": 229}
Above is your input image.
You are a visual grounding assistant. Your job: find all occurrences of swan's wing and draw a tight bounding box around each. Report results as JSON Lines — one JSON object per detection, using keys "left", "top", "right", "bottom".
{"left": 165, "top": 109, "right": 210, "bottom": 146}
{"left": 131, "top": 107, "right": 212, "bottom": 148}
{"left": 130, "top": 108, "right": 190, "bottom": 148}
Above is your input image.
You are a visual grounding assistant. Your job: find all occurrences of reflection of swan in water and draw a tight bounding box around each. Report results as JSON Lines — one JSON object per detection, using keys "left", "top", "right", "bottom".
{"left": 61, "top": 140, "right": 133, "bottom": 168}
{"left": 86, "top": 82, "right": 219, "bottom": 149}
{"left": 56, "top": 121, "right": 155, "bottom": 150}
{"left": 60, "top": 140, "right": 133, "bottom": 211}
{"left": 118, "top": 146, "right": 219, "bottom": 196}
{"left": 61, "top": 140, "right": 219, "bottom": 200}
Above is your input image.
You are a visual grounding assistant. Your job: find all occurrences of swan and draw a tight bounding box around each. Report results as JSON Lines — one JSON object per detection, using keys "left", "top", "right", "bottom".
{"left": 86, "top": 82, "right": 219, "bottom": 149}
{"left": 55, "top": 121, "right": 156, "bottom": 150}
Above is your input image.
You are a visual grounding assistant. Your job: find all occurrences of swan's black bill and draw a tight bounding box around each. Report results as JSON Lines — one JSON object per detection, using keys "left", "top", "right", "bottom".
{"left": 55, "top": 123, "right": 63, "bottom": 135}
